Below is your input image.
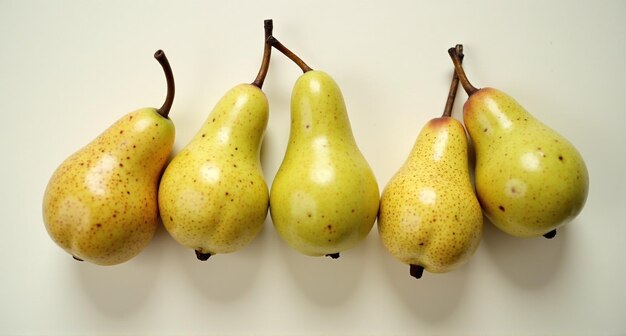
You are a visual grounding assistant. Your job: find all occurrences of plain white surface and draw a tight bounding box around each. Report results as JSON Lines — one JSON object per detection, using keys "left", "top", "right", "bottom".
{"left": 2, "top": 1, "right": 625, "bottom": 335}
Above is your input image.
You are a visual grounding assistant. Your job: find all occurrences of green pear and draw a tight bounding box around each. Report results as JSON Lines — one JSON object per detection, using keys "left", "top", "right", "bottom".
{"left": 449, "top": 46, "right": 589, "bottom": 238}
{"left": 42, "top": 50, "right": 176, "bottom": 265}
{"left": 378, "top": 50, "right": 483, "bottom": 278}
{"left": 267, "top": 35, "right": 379, "bottom": 257}
{"left": 158, "top": 21, "right": 273, "bottom": 260}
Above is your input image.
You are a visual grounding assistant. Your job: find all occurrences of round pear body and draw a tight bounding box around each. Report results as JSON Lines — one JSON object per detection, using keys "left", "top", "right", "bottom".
{"left": 464, "top": 87, "right": 589, "bottom": 237}
{"left": 378, "top": 117, "right": 483, "bottom": 273}
{"left": 42, "top": 108, "right": 175, "bottom": 265}
{"left": 270, "top": 70, "right": 379, "bottom": 256}
{"left": 159, "top": 84, "right": 269, "bottom": 256}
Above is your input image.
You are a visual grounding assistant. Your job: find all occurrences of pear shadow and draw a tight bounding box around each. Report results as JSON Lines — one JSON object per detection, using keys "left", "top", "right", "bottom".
{"left": 76, "top": 223, "right": 166, "bottom": 317}
{"left": 279, "top": 229, "right": 371, "bottom": 307}
{"left": 482, "top": 216, "right": 568, "bottom": 288}
{"left": 380, "top": 239, "right": 469, "bottom": 322}
{"left": 177, "top": 218, "right": 268, "bottom": 302}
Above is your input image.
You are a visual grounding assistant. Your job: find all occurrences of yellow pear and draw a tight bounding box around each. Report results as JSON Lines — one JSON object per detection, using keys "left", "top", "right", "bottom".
{"left": 158, "top": 21, "right": 273, "bottom": 260}
{"left": 268, "top": 34, "right": 379, "bottom": 258}
{"left": 449, "top": 46, "right": 589, "bottom": 238}
{"left": 42, "top": 50, "right": 176, "bottom": 265}
{"left": 379, "top": 50, "right": 482, "bottom": 278}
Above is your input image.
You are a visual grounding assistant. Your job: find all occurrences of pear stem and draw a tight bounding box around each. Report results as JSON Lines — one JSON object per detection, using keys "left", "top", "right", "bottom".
{"left": 251, "top": 19, "right": 274, "bottom": 88}
{"left": 267, "top": 34, "right": 313, "bottom": 73}
{"left": 448, "top": 45, "right": 479, "bottom": 96}
{"left": 442, "top": 44, "right": 464, "bottom": 118}
{"left": 154, "top": 50, "right": 175, "bottom": 118}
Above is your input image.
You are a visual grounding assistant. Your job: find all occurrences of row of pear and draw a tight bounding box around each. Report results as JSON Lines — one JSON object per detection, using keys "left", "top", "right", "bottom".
{"left": 42, "top": 20, "right": 588, "bottom": 279}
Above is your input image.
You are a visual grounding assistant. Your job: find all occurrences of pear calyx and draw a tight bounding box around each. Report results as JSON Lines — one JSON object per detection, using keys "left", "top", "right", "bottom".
{"left": 448, "top": 45, "right": 479, "bottom": 96}
{"left": 543, "top": 229, "right": 557, "bottom": 239}
{"left": 155, "top": 49, "right": 175, "bottom": 118}
{"left": 195, "top": 250, "right": 212, "bottom": 261}
{"left": 251, "top": 19, "right": 274, "bottom": 88}
{"left": 410, "top": 264, "right": 424, "bottom": 279}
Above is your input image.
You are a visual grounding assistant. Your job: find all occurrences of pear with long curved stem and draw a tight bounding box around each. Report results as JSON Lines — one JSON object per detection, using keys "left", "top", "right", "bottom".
{"left": 42, "top": 50, "right": 176, "bottom": 265}
{"left": 448, "top": 45, "right": 589, "bottom": 239}
{"left": 158, "top": 20, "right": 274, "bottom": 260}
{"left": 378, "top": 45, "right": 482, "bottom": 279}
{"left": 268, "top": 29, "right": 379, "bottom": 258}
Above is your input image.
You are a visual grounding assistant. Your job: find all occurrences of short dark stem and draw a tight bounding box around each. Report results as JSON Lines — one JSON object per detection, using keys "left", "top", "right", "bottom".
{"left": 410, "top": 264, "right": 424, "bottom": 279}
{"left": 543, "top": 229, "right": 557, "bottom": 239}
{"left": 154, "top": 50, "right": 175, "bottom": 118}
{"left": 251, "top": 19, "right": 273, "bottom": 88}
{"left": 72, "top": 255, "right": 84, "bottom": 262}
{"left": 448, "top": 45, "right": 479, "bottom": 96}
{"left": 442, "top": 44, "right": 464, "bottom": 117}
{"left": 267, "top": 35, "right": 313, "bottom": 73}
{"left": 326, "top": 253, "right": 340, "bottom": 259}
{"left": 195, "top": 250, "right": 212, "bottom": 261}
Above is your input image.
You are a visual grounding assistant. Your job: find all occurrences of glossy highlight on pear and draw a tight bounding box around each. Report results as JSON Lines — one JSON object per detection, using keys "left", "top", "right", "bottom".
{"left": 42, "top": 50, "right": 177, "bottom": 265}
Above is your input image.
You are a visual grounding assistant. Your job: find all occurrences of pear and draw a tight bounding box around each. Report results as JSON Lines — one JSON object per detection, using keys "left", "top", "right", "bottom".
{"left": 448, "top": 46, "right": 589, "bottom": 238}
{"left": 42, "top": 50, "right": 176, "bottom": 265}
{"left": 158, "top": 21, "right": 273, "bottom": 260}
{"left": 267, "top": 33, "right": 379, "bottom": 258}
{"left": 378, "top": 46, "right": 483, "bottom": 278}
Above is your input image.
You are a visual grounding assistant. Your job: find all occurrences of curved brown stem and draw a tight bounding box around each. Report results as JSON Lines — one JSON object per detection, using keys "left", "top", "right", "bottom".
{"left": 448, "top": 45, "right": 479, "bottom": 96}
{"left": 442, "top": 44, "right": 464, "bottom": 117}
{"left": 267, "top": 35, "right": 313, "bottom": 73}
{"left": 251, "top": 19, "right": 274, "bottom": 88}
{"left": 154, "top": 50, "right": 175, "bottom": 118}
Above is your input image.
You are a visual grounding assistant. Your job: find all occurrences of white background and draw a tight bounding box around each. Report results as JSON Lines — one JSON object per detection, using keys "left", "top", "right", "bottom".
{"left": 2, "top": 1, "right": 625, "bottom": 335}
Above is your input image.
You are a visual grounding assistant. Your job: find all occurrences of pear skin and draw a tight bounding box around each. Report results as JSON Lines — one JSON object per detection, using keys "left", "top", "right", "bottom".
{"left": 158, "top": 84, "right": 269, "bottom": 258}
{"left": 464, "top": 88, "right": 589, "bottom": 237}
{"left": 270, "top": 70, "right": 379, "bottom": 257}
{"left": 378, "top": 117, "right": 483, "bottom": 274}
{"left": 42, "top": 108, "right": 175, "bottom": 265}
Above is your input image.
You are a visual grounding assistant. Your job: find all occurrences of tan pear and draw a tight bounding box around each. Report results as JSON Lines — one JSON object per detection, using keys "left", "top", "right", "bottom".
{"left": 42, "top": 50, "right": 176, "bottom": 265}
{"left": 268, "top": 34, "right": 379, "bottom": 258}
{"left": 449, "top": 46, "right": 589, "bottom": 238}
{"left": 379, "top": 50, "right": 482, "bottom": 278}
{"left": 158, "top": 21, "right": 273, "bottom": 260}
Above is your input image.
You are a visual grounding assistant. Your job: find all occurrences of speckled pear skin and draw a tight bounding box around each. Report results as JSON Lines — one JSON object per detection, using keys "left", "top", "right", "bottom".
{"left": 158, "top": 84, "right": 269, "bottom": 256}
{"left": 42, "top": 108, "right": 175, "bottom": 265}
{"left": 378, "top": 117, "right": 482, "bottom": 273}
{"left": 465, "top": 87, "right": 589, "bottom": 237}
{"left": 270, "top": 71, "right": 379, "bottom": 257}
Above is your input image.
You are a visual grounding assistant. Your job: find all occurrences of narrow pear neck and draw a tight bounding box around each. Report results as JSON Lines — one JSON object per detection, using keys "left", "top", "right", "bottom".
{"left": 464, "top": 88, "right": 531, "bottom": 138}
{"left": 289, "top": 72, "right": 355, "bottom": 141}
{"left": 196, "top": 84, "right": 269, "bottom": 155}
